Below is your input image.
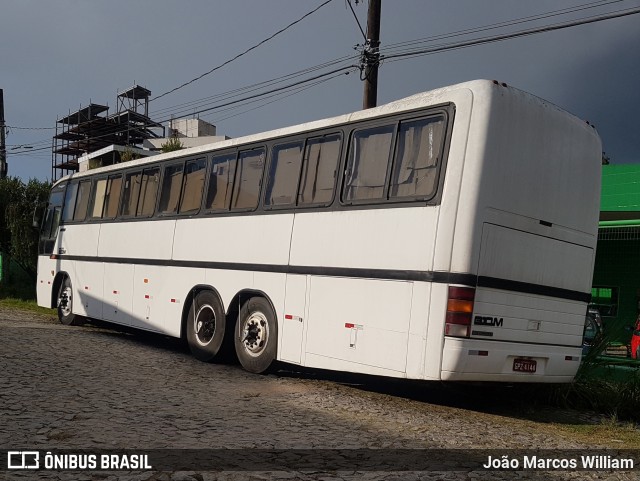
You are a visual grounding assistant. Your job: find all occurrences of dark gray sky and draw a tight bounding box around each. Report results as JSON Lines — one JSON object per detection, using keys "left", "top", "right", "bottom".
{"left": 2, "top": 0, "right": 639, "bottom": 180}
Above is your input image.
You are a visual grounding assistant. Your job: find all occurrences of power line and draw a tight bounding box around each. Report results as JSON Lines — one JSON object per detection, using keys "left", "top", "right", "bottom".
{"left": 150, "top": 54, "right": 359, "bottom": 118}
{"left": 206, "top": 69, "right": 357, "bottom": 124}
{"left": 159, "top": 66, "right": 356, "bottom": 119}
{"left": 10, "top": 2, "right": 639, "bottom": 155}
{"left": 12, "top": 1, "right": 630, "bottom": 134}
{"left": 383, "top": 0, "right": 628, "bottom": 52}
{"left": 382, "top": 6, "right": 640, "bottom": 62}
{"left": 151, "top": 0, "right": 335, "bottom": 102}
{"left": 5, "top": 125, "right": 55, "bottom": 130}
{"left": 9, "top": 66, "right": 356, "bottom": 156}
{"left": 7, "top": 56, "right": 360, "bottom": 151}
{"left": 345, "top": 0, "right": 366, "bottom": 41}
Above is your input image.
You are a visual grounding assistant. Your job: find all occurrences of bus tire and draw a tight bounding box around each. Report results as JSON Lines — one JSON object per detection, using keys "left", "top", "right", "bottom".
{"left": 57, "top": 276, "right": 82, "bottom": 326}
{"left": 235, "top": 297, "right": 277, "bottom": 374}
{"left": 187, "top": 290, "right": 226, "bottom": 362}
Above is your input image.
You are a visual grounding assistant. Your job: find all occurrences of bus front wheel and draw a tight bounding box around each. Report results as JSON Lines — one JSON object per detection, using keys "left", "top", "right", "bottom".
{"left": 235, "top": 297, "right": 277, "bottom": 374}
{"left": 57, "top": 276, "right": 82, "bottom": 326}
{"left": 187, "top": 290, "right": 226, "bottom": 362}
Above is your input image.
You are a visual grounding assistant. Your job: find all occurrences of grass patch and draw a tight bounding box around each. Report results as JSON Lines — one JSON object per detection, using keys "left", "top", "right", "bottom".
{"left": 0, "top": 297, "right": 55, "bottom": 316}
{"left": 547, "top": 374, "right": 640, "bottom": 423}
{"left": 529, "top": 330, "right": 640, "bottom": 423}
{"left": 546, "top": 417, "right": 640, "bottom": 448}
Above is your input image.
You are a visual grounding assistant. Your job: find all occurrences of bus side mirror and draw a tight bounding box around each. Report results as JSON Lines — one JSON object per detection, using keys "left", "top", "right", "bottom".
{"left": 32, "top": 202, "right": 46, "bottom": 229}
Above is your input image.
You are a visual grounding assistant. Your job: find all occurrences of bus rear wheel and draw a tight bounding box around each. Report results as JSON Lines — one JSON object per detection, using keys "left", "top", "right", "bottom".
{"left": 187, "top": 290, "right": 226, "bottom": 362}
{"left": 57, "top": 276, "right": 83, "bottom": 326}
{"left": 234, "top": 297, "right": 277, "bottom": 374}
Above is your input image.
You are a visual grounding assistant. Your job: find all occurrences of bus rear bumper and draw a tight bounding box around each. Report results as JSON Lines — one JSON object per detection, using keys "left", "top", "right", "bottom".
{"left": 440, "top": 337, "right": 582, "bottom": 383}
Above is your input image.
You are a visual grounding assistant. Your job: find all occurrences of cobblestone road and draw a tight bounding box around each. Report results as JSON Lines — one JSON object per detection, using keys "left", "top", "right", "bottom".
{"left": 0, "top": 307, "right": 637, "bottom": 481}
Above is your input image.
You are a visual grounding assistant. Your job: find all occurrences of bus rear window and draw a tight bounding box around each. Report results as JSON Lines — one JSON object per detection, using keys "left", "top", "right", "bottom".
{"left": 389, "top": 116, "right": 444, "bottom": 200}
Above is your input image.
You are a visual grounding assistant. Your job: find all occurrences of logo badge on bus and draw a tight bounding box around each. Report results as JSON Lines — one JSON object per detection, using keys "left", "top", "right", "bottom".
{"left": 473, "top": 316, "right": 503, "bottom": 327}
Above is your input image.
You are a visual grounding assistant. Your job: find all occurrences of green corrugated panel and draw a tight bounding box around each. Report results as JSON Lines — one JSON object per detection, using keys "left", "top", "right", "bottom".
{"left": 601, "top": 164, "right": 640, "bottom": 211}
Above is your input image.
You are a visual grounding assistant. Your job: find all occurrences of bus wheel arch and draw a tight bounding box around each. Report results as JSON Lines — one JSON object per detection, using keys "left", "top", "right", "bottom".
{"left": 231, "top": 290, "right": 278, "bottom": 374}
{"left": 184, "top": 286, "right": 229, "bottom": 362}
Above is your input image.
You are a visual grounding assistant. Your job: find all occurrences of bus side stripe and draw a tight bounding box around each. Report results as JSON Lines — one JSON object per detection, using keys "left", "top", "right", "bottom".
{"left": 50, "top": 255, "right": 590, "bottom": 303}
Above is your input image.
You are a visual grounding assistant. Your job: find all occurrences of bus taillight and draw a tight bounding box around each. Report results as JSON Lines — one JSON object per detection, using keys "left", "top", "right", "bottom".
{"left": 445, "top": 286, "right": 475, "bottom": 338}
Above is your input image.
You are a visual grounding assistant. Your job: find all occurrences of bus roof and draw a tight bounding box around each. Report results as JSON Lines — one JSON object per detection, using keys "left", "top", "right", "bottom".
{"left": 52, "top": 79, "right": 576, "bottom": 187}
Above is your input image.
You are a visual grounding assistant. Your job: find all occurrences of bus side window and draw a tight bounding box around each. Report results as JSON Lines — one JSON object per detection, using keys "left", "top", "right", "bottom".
{"left": 103, "top": 174, "right": 123, "bottom": 219}
{"left": 158, "top": 163, "right": 184, "bottom": 215}
{"left": 343, "top": 125, "right": 394, "bottom": 203}
{"left": 62, "top": 183, "right": 79, "bottom": 222}
{"left": 389, "top": 116, "right": 445, "bottom": 200}
{"left": 73, "top": 180, "right": 92, "bottom": 222}
{"left": 265, "top": 141, "right": 303, "bottom": 208}
{"left": 179, "top": 158, "right": 206, "bottom": 214}
{"left": 298, "top": 134, "right": 341, "bottom": 206}
{"left": 120, "top": 171, "right": 142, "bottom": 217}
{"left": 205, "top": 153, "right": 236, "bottom": 211}
{"left": 232, "top": 148, "right": 265, "bottom": 211}
{"left": 137, "top": 168, "right": 160, "bottom": 217}
{"left": 89, "top": 179, "right": 108, "bottom": 219}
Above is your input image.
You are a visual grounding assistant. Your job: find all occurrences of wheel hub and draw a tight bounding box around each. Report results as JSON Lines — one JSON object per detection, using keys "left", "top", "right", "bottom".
{"left": 194, "top": 305, "right": 216, "bottom": 346}
{"left": 58, "top": 287, "right": 72, "bottom": 317}
{"left": 241, "top": 312, "right": 268, "bottom": 357}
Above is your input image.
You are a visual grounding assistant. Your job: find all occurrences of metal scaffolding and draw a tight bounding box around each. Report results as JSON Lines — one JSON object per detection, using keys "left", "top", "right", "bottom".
{"left": 52, "top": 85, "right": 163, "bottom": 180}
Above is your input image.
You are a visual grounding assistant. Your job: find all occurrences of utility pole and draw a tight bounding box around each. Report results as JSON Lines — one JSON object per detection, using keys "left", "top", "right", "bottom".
{"left": 362, "top": 0, "right": 381, "bottom": 109}
{"left": 0, "top": 89, "right": 7, "bottom": 178}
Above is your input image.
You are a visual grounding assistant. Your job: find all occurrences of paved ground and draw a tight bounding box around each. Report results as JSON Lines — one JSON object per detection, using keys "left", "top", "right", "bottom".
{"left": 0, "top": 307, "right": 637, "bottom": 481}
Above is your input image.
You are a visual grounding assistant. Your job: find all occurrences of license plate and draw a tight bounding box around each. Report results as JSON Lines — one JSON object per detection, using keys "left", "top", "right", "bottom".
{"left": 513, "top": 358, "right": 537, "bottom": 373}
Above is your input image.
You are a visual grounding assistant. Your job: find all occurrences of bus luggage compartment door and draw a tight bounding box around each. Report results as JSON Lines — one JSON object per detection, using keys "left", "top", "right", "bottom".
{"left": 280, "top": 274, "right": 308, "bottom": 364}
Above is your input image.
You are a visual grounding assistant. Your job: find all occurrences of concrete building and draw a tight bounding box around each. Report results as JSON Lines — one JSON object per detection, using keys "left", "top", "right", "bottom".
{"left": 143, "top": 119, "right": 230, "bottom": 150}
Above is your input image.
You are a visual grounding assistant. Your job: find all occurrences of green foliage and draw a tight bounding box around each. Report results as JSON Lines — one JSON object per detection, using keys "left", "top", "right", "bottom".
{"left": 88, "top": 158, "right": 103, "bottom": 170}
{"left": 0, "top": 177, "right": 51, "bottom": 290}
{"left": 120, "top": 146, "right": 140, "bottom": 163}
{"left": 161, "top": 136, "right": 184, "bottom": 153}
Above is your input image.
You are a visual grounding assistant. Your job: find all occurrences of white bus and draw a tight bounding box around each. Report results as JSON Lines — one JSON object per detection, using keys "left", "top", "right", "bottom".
{"left": 36, "top": 80, "right": 601, "bottom": 382}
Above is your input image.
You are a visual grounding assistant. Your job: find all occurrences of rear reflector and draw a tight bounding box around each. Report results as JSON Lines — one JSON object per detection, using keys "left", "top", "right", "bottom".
{"left": 445, "top": 286, "right": 475, "bottom": 338}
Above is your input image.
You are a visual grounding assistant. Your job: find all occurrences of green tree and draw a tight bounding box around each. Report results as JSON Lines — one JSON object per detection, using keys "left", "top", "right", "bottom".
{"left": 0, "top": 177, "right": 51, "bottom": 287}
{"left": 0, "top": 177, "right": 22, "bottom": 286}
{"left": 161, "top": 136, "right": 184, "bottom": 153}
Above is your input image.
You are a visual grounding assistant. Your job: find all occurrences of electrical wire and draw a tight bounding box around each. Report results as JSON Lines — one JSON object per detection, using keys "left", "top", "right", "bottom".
{"left": 10, "top": 1, "right": 639, "bottom": 155}
{"left": 381, "top": 6, "right": 640, "bottom": 62}
{"left": 151, "top": 0, "right": 335, "bottom": 102}
{"left": 206, "top": 69, "right": 357, "bottom": 124}
{"left": 345, "top": 0, "right": 367, "bottom": 41}
{"left": 9, "top": 66, "right": 357, "bottom": 157}
{"left": 150, "top": 54, "right": 359, "bottom": 118}
{"left": 383, "top": 0, "right": 628, "bottom": 52}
